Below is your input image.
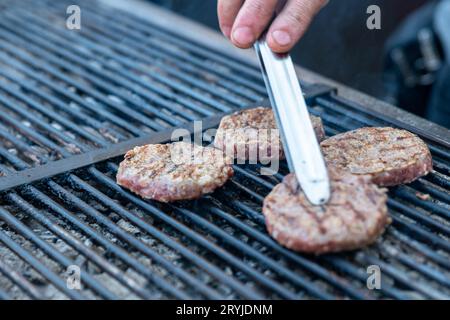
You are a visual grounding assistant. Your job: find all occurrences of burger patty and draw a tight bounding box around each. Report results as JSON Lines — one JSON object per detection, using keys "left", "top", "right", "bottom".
{"left": 214, "top": 107, "right": 326, "bottom": 162}
{"left": 320, "top": 127, "right": 433, "bottom": 186}
{"left": 263, "top": 169, "right": 390, "bottom": 254}
{"left": 116, "top": 142, "right": 234, "bottom": 202}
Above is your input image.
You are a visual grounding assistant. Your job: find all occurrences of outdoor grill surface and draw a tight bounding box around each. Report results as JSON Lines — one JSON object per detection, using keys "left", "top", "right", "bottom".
{"left": 0, "top": 0, "right": 449, "bottom": 300}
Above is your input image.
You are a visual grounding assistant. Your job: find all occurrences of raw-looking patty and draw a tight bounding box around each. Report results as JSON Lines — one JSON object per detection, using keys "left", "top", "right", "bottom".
{"left": 321, "top": 127, "right": 433, "bottom": 187}
{"left": 214, "top": 107, "right": 326, "bottom": 162}
{"left": 263, "top": 169, "right": 390, "bottom": 254}
{"left": 116, "top": 142, "right": 234, "bottom": 202}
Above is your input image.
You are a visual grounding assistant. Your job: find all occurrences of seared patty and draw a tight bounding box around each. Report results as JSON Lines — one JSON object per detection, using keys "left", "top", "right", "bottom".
{"left": 321, "top": 127, "right": 433, "bottom": 186}
{"left": 214, "top": 107, "right": 325, "bottom": 162}
{"left": 263, "top": 169, "right": 390, "bottom": 254}
{"left": 116, "top": 142, "right": 233, "bottom": 202}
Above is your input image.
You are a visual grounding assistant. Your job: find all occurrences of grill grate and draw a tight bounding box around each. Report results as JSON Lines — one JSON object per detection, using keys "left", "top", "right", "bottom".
{"left": 1, "top": 145, "right": 449, "bottom": 299}
{"left": 0, "top": 0, "right": 269, "bottom": 174}
{"left": 0, "top": 0, "right": 449, "bottom": 300}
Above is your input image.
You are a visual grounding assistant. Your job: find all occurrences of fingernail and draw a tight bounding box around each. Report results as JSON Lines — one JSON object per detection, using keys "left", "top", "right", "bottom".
{"left": 222, "top": 26, "right": 231, "bottom": 38}
{"left": 232, "top": 26, "right": 254, "bottom": 46}
{"left": 272, "top": 30, "right": 292, "bottom": 47}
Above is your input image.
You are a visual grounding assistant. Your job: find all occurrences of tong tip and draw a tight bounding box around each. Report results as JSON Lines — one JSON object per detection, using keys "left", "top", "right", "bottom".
{"left": 301, "top": 178, "right": 331, "bottom": 206}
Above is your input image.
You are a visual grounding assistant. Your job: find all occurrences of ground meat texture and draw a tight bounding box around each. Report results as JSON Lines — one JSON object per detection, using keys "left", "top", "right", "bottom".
{"left": 320, "top": 127, "right": 433, "bottom": 187}
{"left": 116, "top": 142, "right": 234, "bottom": 202}
{"left": 263, "top": 169, "right": 390, "bottom": 254}
{"left": 214, "top": 107, "right": 326, "bottom": 162}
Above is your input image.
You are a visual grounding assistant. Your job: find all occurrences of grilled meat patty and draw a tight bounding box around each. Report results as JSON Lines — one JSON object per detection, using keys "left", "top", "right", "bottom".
{"left": 263, "top": 169, "right": 390, "bottom": 254}
{"left": 116, "top": 142, "right": 233, "bottom": 202}
{"left": 214, "top": 107, "right": 326, "bottom": 162}
{"left": 321, "top": 127, "right": 433, "bottom": 186}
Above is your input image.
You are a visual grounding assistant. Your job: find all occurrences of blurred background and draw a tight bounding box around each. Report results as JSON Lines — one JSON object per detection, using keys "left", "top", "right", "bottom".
{"left": 148, "top": 0, "right": 450, "bottom": 128}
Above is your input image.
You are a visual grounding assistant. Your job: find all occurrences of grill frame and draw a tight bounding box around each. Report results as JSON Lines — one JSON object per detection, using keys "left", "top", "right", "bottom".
{"left": 0, "top": 0, "right": 449, "bottom": 300}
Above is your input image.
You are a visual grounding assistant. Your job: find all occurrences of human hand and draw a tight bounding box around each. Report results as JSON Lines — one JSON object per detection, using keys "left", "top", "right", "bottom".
{"left": 218, "top": 0, "right": 328, "bottom": 53}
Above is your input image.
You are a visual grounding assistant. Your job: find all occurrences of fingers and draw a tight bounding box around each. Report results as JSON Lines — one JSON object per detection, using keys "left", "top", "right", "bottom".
{"left": 217, "top": 0, "right": 244, "bottom": 38}
{"left": 218, "top": 0, "right": 328, "bottom": 52}
{"left": 230, "top": 0, "right": 279, "bottom": 49}
{"left": 267, "top": 0, "right": 328, "bottom": 53}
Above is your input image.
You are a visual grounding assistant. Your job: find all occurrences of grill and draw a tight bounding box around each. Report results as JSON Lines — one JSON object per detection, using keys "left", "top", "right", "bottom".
{"left": 0, "top": 0, "right": 449, "bottom": 300}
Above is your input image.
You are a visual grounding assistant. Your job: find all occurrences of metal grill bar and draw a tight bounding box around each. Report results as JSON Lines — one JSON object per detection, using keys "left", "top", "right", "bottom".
{"left": 20, "top": 185, "right": 189, "bottom": 299}
{"left": 0, "top": 113, "right": 243, "bottom": 299}
{"left": 170, "top": 205, "right": 335, "bottom": 299}
{"left": 4, "top": 192, "right": 154, "bottom": 300}
{"left": 8, "top": 5, "right": 257, "bottom": 109}
{"left": 0, "top": 259, "right": 43, "bottom": 299}
{"left": 0, "top": 0, "right": 341, "bottom": 178}
{"left": 0, "top": 119, "right": 263, "bottom": 299}
{"left": 0, "top": 102, "right": 76, "bottom": 158}
{"left": 75, "top": 20, "right": 249, "bottom": 110}
{"left": 17, "top": 24, "right": 223, "bottom": 115}
{"left": 0, "top": 228, "right": 84, "bottom": 300}
{"left": 229, "top": 161, "right": 450, "bottom": 292}
{"left": 214, "top": 182, "right": 407, "bottom": 299}
{"left": 0, "top": 41, "right": 175, "bottom": 130}
{"left": 0, "top": 51, "right": 145, "bottom": 136}
{"left": 81, "top": 2, "right": 267, "bottom": 95}
{"left": 0, "top": 18, "right": 213, "bottom": 122}
{"left": 105, "top": 160, "right": 450, "bottom": 300}
{"left": 1, "top": 141, "right": 449, "bottom": 299}
{"left": 0, "top": 206, "right": 117, "bottom": 300}
{"left": 205, "top": 206, "right": 371, "bottom": 300}
{"left": 0, "top": 95, "right": 88, "bottom": 152}
{"left": 0, "top": 72, "right": 110, "bottom": 147}
{"left": 0, "top": 115, "right": 223, "bottom": 192}
{"left": 0, "top": 64, "right": 130, "bottom": 142}
{"left": 0, "top": 106, "right": 72, "bottom": 158}
{"left": 70, "top": 170, "right": 262, "bottom": 299}
{"left": 7, "top": 0, "right": 265, "bottom": 106}
{"left": 0, "top": 0, "right": 278, "bottom": 176}
{"left": 91, "top": 0, "right": 262, "bottom": 80}
{"left": 320, "top": 256, "right": 408, "bottom": 300}
{"left": 96, "top": 164, "right": 295, "bottom": 299}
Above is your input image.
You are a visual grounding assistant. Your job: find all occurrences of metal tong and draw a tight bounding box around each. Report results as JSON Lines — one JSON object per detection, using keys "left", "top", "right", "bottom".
{"left": 254, "top": 39, "right": 330, "bottom": 205}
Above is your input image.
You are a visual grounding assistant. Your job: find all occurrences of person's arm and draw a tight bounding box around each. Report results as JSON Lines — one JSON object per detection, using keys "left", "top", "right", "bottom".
{"left": 217, "top": 0, "right": 328, "bottom": 53}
